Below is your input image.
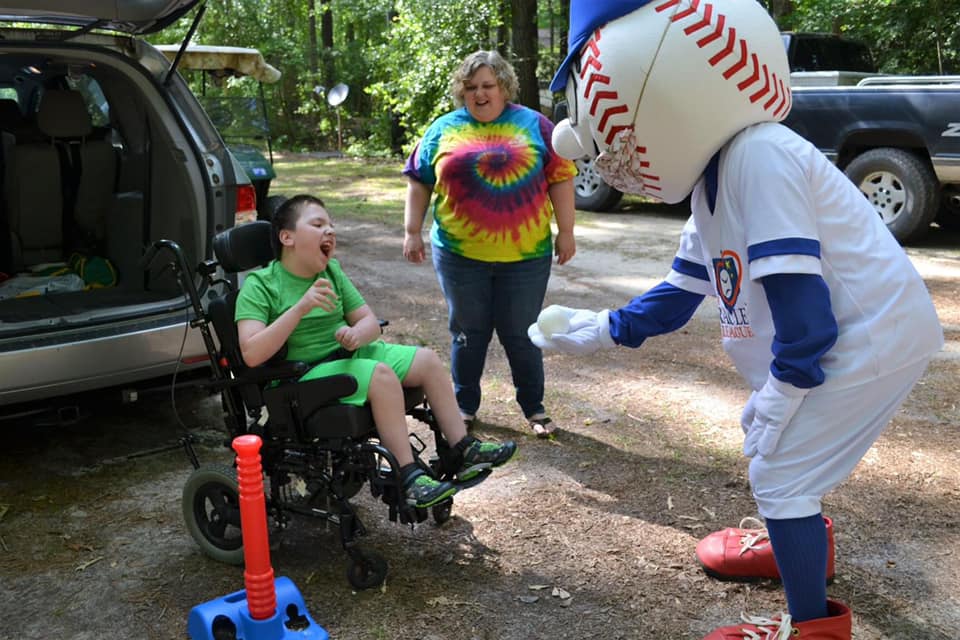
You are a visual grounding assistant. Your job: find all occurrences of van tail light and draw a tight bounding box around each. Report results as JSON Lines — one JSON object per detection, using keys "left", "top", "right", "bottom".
{"left": 235, "top": 184, "right": 257, "bottom": 225}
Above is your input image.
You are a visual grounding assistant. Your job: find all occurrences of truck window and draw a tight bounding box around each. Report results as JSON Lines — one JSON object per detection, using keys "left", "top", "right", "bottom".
{"left": 785, "top": 33, "right": 877, "bottom": 73}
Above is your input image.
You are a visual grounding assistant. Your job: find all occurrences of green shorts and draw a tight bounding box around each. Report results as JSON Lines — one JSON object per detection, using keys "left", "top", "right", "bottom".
{"left": 298, "top": 340, "right": 418, "bottom": 406}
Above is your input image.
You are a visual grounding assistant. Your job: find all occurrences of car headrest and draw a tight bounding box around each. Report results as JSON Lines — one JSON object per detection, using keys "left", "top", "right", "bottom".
{"left": 37, "top": 90, "right": 92, "bottom": 138}
{"left": 0, "top": 99, "right": 22, "bottom": 130}
{"left": 213, "top": 221, "right": 275, "bottom": 273}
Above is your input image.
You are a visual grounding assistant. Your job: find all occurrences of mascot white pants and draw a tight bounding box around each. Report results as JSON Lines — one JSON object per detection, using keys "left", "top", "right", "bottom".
{"left": 535, "top": 1, "right": 944, "bottom": 638}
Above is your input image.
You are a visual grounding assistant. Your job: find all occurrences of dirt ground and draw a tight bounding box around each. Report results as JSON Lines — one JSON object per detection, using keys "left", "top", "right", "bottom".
{"left": 1, "top": 205, "right": 959, "bottom": 640}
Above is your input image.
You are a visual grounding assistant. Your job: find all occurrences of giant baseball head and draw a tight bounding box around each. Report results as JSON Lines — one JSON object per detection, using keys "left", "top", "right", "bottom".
{"left": 551, "top": 0, "right": 791, "bottom": 204}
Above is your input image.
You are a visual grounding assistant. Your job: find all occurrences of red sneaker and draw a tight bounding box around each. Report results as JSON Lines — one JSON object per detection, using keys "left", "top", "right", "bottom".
{"left": 696, "top": 516, "right": 835, "bottom": 582}
{"left": 702, "top": 599, "right": 851, "bottom": 639}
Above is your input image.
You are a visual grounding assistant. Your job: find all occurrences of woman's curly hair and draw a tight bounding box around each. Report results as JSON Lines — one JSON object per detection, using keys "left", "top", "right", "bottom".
{"left": 448, "top": 50, "right": 519, "bottom": 108}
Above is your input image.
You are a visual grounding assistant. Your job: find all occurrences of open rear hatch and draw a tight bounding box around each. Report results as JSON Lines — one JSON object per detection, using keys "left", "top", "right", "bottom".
{"left": 0, "top": 0, "right": 199, "bottom": 35}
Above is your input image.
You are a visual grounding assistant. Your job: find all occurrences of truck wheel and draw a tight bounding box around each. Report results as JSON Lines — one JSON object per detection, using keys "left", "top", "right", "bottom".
{"left": 843, "top": 148, "right": 939, "bottom": 244}
{"left": 574, "top": 157, "right": 623, "bottom": 211}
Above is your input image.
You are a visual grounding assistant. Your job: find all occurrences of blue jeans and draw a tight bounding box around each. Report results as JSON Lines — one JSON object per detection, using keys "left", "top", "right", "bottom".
{"left": 432, "top": 246, "right": 552, "bottom": 419}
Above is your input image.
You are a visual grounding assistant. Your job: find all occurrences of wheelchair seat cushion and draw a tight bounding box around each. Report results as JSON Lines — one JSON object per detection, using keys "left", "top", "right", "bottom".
{"left": 299, "top": 340, "right": 417, "bottom": 406}
{"left": 265, "top": 382, "right": 426, "bottom": 442}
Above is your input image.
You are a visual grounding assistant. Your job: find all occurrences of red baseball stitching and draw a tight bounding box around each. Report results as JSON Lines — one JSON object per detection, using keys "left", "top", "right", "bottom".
{"left": 656, "top": 0, "right": 790, "bottom": 115}
{"left": 580, "top": 29, "right": 662, "bottom": 189}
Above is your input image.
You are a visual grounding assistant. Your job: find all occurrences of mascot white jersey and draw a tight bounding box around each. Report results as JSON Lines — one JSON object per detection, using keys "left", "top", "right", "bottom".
{"left": 540, "top": 1, "right": 945, "bottom": 638}
{"left": 551, "top": 0, "right": 790, "bottom": 203}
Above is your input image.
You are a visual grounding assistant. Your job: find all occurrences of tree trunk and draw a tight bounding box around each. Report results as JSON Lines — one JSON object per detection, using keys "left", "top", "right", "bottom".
{"left": 307, "top": 0, "right": 318, "bottom": 74}
{"left": 511, "top": 0, "right": 540, "bottom": 111}
{"left": 320, "top": 0, "right": 335, "bottom": 88}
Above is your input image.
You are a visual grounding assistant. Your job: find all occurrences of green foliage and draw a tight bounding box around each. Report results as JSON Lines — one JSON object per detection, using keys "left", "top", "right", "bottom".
{"left": 148, "top": 0, "right": 960, "bottom": 156}
{"left": 781, "top": 0, "right": 960, "bottom": 74}
{"left": 365, "top": 0, "right": 504, "bottom": 150}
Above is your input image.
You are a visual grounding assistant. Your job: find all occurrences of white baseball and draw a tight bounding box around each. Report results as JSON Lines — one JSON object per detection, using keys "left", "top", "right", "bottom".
{"left": 537, "top": 306, "right": 570, "bottom": 339}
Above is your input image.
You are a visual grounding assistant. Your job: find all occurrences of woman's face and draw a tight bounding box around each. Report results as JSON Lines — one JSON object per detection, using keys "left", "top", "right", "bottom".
{"left": 463, "top": 65, "right": 507, "bottom": 123}
{"left": 281, "top": 203, "right": 337, "bottom": 272}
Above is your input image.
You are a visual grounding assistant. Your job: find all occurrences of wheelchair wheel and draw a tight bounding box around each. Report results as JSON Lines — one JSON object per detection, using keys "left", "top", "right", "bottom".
{"left": 346, "top": 550, "right": 388, "bottom": 590}
{"left": 432, "top": 499, "right": 453, "bottom": 525}
{"left": 182, "top": 464, "right": 245, "bottom": 566}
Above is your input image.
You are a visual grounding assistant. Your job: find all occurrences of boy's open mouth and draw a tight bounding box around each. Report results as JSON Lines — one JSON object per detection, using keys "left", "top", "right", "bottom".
{"left": 320, "top": 240, "right": 334, "bottom": 256}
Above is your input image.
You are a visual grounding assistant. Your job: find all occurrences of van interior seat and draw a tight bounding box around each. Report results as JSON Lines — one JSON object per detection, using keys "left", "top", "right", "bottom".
{"left": 10, "top": 89, "right": 117, "bottom": 272}
{"left": 1, "top": 130, "right": 14, "bottom": 274}
{"left": 0, "top": 99, "right": 23, "bottom": 134}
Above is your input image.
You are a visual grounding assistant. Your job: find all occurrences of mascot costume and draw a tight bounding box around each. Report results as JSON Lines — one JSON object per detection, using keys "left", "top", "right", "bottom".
{"left": 533, "top": 0, "right": 944, "bottom": 637}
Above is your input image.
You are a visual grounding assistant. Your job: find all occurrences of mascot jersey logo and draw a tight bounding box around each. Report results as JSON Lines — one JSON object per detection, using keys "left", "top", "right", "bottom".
{"left": 713, "top": 250, "right": 741, "bottom": 310}
{"left": 713, "top": 250, "right": 754, "bottom": 339}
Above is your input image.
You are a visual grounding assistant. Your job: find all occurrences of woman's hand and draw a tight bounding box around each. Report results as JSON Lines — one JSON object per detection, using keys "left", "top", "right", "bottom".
{"left": 296, "top": 277, "right": 338, "bottom": 314}
{"left": 403, "top": 232, "right": 426, "bottom": 264}
{"left": 554, "top": 229, "right": 576, "bottom": 265}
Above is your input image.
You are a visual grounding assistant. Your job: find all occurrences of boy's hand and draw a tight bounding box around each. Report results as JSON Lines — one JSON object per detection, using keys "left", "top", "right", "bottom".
{"left": 297, "top": 278, "right": 338, "bottom": 313}
{"left": 335, "top": 325, "right": 362, "bottom": 351}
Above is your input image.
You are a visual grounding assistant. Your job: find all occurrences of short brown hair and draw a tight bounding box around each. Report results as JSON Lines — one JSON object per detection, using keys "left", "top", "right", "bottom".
{"left": 448, "top": 50, "right": 519, "bottom": 108}
{"left": 271, "top": 194, "right": 326, "bottom": 257}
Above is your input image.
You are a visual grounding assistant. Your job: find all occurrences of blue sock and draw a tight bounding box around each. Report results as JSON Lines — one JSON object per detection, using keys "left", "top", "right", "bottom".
{"left": 765, "top": 514, "right": 829, "bottom": 622}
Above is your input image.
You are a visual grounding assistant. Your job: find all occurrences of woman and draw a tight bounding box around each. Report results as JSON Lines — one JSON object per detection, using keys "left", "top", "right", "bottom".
{"left": 403, "top": 50, "right": 577, "bottom": 438}
{"left": 235, "top": 194, "right": 517, "bottom": 508}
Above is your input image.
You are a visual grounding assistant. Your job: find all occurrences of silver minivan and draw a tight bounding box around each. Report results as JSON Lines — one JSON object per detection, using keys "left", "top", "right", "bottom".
{"left": 0, "top": 1, "right": 257, "bottom": 417}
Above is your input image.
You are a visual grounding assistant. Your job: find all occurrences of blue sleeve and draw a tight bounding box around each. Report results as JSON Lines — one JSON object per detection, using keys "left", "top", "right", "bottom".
{"left": 761, "top": 273, "right": 839, "bottom": 389}
{"left": 609, "top": 281, "right": 705, "bottom": 347}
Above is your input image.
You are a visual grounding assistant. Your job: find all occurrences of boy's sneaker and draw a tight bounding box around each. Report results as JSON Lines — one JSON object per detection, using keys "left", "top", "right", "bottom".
{"left": 403, "top": 469, "right": 458, "bottom": 508}
{"left": 456, "top": 436, "right": 517, "bottom": 482}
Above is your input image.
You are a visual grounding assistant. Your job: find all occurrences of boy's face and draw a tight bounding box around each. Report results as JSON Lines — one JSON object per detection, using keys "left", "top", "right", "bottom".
{"left": 282, "top": 203, "right": 336, "bottom": 271}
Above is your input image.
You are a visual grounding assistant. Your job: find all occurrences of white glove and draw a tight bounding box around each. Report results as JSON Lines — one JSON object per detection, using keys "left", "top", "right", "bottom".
{"left": 742, "top": 373, "right": 808, "bottom": 458}
{"left": 740, "top": 390, "right": 758, "bottom": 436}
{"left": 528, "top": 308, "right": 616, "bottom": 355}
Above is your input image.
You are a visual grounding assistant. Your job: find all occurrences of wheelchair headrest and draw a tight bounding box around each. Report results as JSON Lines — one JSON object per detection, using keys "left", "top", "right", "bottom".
{"left": 214, "top": 221, "right": 275, "bottom": 273}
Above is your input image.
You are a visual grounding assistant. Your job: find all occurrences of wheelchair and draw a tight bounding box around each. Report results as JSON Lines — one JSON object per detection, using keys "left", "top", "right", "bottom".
{"left": 145, "top": 220, "right": 490, "bottom": 590}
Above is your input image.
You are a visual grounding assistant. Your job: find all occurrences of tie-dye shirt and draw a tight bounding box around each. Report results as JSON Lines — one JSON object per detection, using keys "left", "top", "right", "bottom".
{"left": 404, "top": 103, "right": 576, "bottom": 262}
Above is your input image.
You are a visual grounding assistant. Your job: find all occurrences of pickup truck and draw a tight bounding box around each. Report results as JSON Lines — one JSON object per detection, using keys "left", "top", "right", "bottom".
{"left": 566, "top": 33, "right": 960, "bottom": 244}
{"left": 784, "top": 76, "right": 960, "bottom": 243}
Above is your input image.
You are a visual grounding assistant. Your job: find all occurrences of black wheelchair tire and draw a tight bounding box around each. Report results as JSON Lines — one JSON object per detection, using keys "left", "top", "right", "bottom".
{"left": 432, "top": 500, "right": 453, "bottom": 525}
{"left": 346, "top": 550, "right": 388, "bottom": 590}
{"left": 182, "top": 464, "right": 245, "bottom": 566}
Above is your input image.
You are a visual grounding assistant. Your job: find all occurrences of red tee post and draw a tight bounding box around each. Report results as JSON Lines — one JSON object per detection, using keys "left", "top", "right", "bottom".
{"left": 232, "top": 434, "right": 276, "bottom": 621}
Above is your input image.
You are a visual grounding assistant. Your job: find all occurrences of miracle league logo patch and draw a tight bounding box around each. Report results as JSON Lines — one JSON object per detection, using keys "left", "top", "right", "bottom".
{"left": 713, "top": 250, "right": 742, "bottom": 311}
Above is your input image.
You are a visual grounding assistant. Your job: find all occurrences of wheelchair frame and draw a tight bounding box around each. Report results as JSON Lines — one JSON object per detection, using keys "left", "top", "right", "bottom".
{"left": 144, "top": 223, "right": 485, "bottom": 590}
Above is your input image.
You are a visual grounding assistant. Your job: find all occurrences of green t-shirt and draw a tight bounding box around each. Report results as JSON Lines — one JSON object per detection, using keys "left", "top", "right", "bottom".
{"left": 234, "top": 258, "right": 365, "bottom": 363}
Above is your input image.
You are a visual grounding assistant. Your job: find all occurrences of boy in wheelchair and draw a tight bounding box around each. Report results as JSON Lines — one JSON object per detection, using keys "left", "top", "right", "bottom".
{"left": 235, "top": 194, "right": 517, "bottom": 508}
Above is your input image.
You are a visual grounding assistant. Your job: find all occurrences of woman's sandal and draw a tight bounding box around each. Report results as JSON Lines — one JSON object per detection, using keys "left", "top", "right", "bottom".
{"left": 528, "top": 415, "right": 555, "bottom": 439}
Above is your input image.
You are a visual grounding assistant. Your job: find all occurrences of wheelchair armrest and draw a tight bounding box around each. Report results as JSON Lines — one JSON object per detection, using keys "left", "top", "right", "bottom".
{"left": 263, "top": 374, "right": 360, "bottom": 437}
{"left": 233, "top": 359, "right": 311, "bottom": 385}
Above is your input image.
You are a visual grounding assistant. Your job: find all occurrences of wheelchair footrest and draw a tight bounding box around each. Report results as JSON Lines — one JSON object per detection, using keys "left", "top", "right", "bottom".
{"left": 452, "top": 468, "right": 492, "bottom": 490}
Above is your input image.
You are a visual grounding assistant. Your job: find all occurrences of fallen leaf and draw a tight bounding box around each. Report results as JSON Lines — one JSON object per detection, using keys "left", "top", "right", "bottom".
{"left": 552, "top": 587, "right": 571, "bottom": 599}
{"left": 528, "top": 584, "right": 550, "bottom": 591}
